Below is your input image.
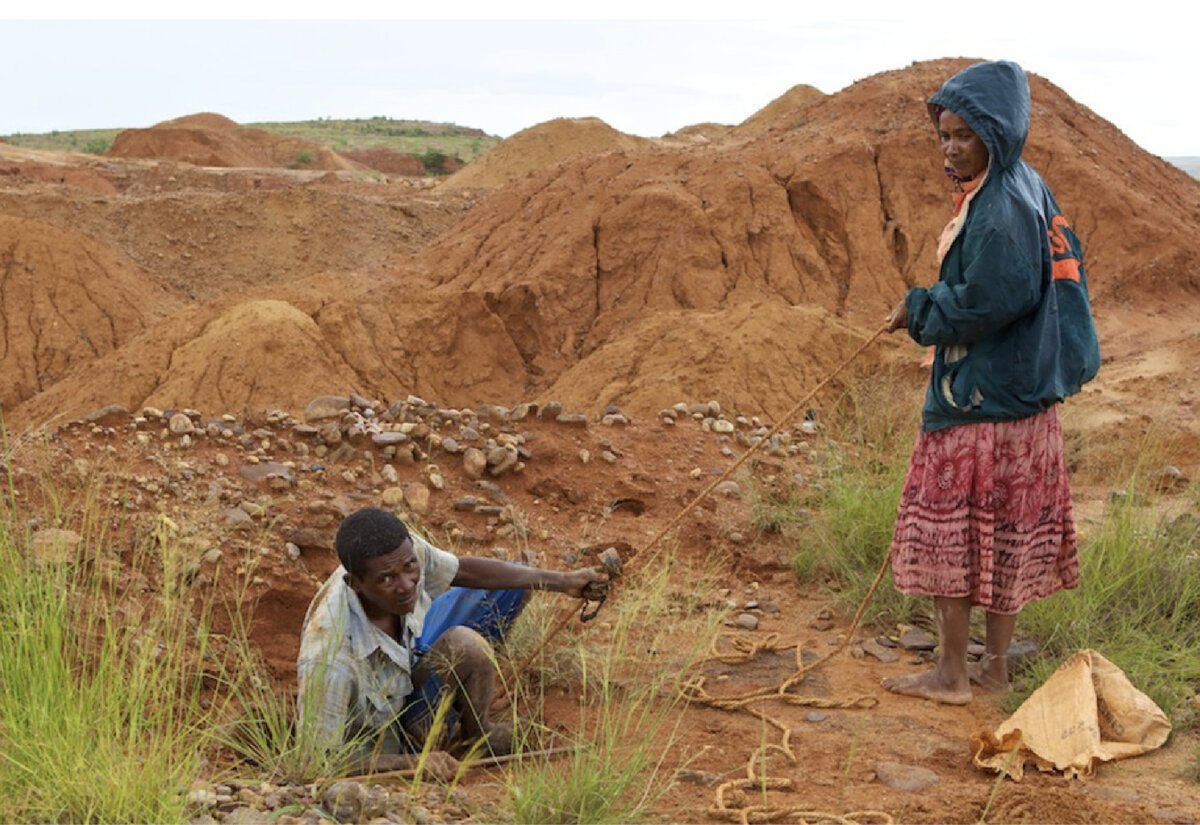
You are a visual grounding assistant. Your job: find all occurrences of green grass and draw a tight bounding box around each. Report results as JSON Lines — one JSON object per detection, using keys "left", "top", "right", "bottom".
{"left": 503, "top": 550, "right": 723, "bottom": 824}
{"left": 3, "top": 117, "right": 501, "bottom": 162}
{"left": 1014, "top": 488, "right": 1200, "bottom": 727}
{"left": 0, "top": 490, "right": 227, "bottom": 822}
{"left": 1, "top": 128, "right": 121, "bottom": 154}
{"left": 782, "top": 367, "right": 926, "bottom": 629}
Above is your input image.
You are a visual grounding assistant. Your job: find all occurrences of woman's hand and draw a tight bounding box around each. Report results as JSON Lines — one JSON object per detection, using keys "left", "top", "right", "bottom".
{"left": 885, "top": 299, "right": 909, "bottom": 333}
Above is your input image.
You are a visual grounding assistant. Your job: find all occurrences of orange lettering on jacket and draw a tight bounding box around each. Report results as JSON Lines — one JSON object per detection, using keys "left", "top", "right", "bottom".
{"left": 1048, "top": 214, "right": 1081, "bottom": 282}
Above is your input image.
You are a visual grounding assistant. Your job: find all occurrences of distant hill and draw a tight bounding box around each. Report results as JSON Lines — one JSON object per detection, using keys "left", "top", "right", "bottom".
{"left": 1167, "top": 157, "right": 1200, "bottom": 178}
{"left": 1, "top": 117, "right": 501, "bottom": 162}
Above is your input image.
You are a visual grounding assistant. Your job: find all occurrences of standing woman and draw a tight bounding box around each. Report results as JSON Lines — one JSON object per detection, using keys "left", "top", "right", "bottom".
{"left": 882, "top": 60, "right": 1100, "bottom": 704}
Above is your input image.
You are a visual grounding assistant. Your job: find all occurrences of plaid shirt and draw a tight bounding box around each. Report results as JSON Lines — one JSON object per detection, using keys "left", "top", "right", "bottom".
{"left": 296, "top": 534, "right": 459, "bottom": 751}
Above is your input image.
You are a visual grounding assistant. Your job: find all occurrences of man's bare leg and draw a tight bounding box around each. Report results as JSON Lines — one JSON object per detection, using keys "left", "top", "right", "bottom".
{"left": 881, "top": 596, "right": 973, "bottom": 704}
{"left": 411, "top": 626, "right": 513, "bottom": 755}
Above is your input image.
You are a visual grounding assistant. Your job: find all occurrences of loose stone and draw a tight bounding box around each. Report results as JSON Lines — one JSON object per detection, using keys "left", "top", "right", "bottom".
{"left": 735, "top": 613, "right": 759, "bottom": 630}
{"left": 304, "top": 395, "right": 350, "bottom": 422}
{"left": 873, "top": 761, "right": 940, "bottom": 792}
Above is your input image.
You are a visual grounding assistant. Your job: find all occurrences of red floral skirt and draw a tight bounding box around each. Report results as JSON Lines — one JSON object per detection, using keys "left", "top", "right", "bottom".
{"left": 889, "top": 405, "right": 1080, "bottom": 615}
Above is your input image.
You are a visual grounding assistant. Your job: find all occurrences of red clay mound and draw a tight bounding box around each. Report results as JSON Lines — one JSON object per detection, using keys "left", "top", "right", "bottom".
{"left": 9, "top": 279, "right": 526, "bottom": 425}
{"left": 439, "top": 117, "right": 653, "bottom": 190}
{"left": 0, "top": 215, "right": 183, "bottom": 415}
{"left": 155, "top": 112, "right": 241, "bottom": 131}
{"left": 107, "top": 111, "right": 361, "bottom": 171}
{"left": 734, "top": 83, "right": 826, "bottom": 134}
{"left": 6, "top": 59, "right": 1199, "bottom": 435}
{"left": 0, "top": 160, "right": 117, "bottom": 195}
{"left": 340, "top": 149, "right": 428, "bottom": 176}
{"left": 413, "top": 58, "right": 1199, "bottom": 416}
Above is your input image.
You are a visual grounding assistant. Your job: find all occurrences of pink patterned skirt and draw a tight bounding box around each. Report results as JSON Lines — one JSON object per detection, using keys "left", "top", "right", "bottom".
{"left": 889, "top": 405, "right": 1080, "bottom": 615}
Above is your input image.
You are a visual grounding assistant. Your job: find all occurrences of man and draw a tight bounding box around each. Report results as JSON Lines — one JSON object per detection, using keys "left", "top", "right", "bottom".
{"left": 297, "top": 506, "right": 604, "bottom": 776}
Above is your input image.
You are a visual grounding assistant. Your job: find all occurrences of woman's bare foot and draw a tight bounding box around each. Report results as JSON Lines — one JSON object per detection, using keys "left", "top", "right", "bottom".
{"left": 967, "top": 654, "right": 1010, "bottom": 692}
{"left": 881, "top": 670, "right": 972, "bottom": 705}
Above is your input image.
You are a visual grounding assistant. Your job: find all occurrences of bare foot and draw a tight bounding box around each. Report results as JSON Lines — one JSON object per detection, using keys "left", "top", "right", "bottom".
{"left": 967, "top": 655, "right": 1010, "bottom": 692}
{"left": 881, "top": 670, "right": 972, "bottom": 705}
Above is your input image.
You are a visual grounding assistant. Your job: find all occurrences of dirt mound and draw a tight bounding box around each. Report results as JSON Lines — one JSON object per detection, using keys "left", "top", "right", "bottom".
{"left": 734, "top": 83, "right": 826, "bottom": 133}
{"left": 660, "top": 122, "right": 733, "bottom": 145}
{"left": 0, "top": 214, "right": 183, "bottom": 415}
{"left": 154, "top": 112, "right": 241, "bottom": 131}
{"left": 413, "top": 58, "right": 1199, "bottom": 419}
{"left": 439, "top": 117, "right": 653, "bottom": 190}
{"left": 108, "top": 112, "right": 361, "bottom": 171}
{"left": 340, "top": 148, "right": 428, "bottom": 176}
{"left": 0, "top": 160, "right": 117, "bottom": 195}
{"left": 4, "top": 59, "right": 1199, "bottom": 453}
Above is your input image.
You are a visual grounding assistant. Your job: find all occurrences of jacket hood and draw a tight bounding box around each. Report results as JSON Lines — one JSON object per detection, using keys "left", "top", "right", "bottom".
{"left": 928, "top": 60, "right": 1030, "bottom": 173}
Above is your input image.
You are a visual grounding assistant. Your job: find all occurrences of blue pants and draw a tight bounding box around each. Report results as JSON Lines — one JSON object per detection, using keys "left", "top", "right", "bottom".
{"left": 398, "top": 586, "right": 526, "bottom": 739}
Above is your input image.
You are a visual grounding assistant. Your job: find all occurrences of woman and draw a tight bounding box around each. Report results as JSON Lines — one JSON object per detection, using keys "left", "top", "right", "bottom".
{"left": 882, "top": 60, "right": 1100, "bottom": 704}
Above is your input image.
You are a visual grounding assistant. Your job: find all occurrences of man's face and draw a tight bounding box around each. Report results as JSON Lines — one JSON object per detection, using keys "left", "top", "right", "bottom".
{"left": 938, "top": 109, "right": 989, "bottom": 180}
{"left": 349, "top": 538, "right": 421, "bottom": 617}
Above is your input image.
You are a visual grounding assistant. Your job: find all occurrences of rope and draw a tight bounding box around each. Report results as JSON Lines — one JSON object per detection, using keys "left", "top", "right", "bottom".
{"left": 507, "top": 324, "right": 888, "bottom": 684}
{"left": 688, "top": 545, "right": 893, "bottom": 825}
{"left": 502, "top": 324, "right": 894, "bottom": 821}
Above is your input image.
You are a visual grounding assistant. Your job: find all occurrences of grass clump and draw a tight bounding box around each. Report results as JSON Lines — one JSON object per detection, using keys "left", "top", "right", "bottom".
{"left": 503, "top": 550, "right": 723, "bottom": 824}
{"left": 1015, "top": 488, "right": 1200, "bottom": 726}
{"left": 0, "top": 498, "right": 225, "bottom": 822}
{"left": 787, "top": 366, "right": 925, "bottom": 629}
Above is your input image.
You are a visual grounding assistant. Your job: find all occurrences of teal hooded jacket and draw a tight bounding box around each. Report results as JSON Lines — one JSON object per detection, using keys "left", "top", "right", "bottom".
{"left": 905, "top": 60, "right": 1100, "bottom": 432}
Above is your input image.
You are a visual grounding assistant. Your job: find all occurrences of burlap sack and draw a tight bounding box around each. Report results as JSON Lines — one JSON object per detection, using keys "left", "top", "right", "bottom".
{"left": 970, "top": 649, "right": 1171, "bottom": 780}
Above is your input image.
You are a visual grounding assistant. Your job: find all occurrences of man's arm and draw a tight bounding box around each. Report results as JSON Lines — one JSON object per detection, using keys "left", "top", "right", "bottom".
{"left": 452, "top": 557, "right": 603, "bottom": 598}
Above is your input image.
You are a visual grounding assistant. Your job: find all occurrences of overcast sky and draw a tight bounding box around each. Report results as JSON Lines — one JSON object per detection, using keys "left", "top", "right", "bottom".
{"left": 4, "top": 3, "right": 1198, "bottom": 158}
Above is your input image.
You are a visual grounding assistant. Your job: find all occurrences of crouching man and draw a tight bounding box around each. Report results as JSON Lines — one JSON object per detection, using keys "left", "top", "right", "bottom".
{"left": 297, "top": 506, "right": 604, "bottom": 778}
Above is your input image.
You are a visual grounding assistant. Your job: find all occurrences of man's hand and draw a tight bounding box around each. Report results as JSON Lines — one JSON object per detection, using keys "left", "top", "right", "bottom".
{"left": 885, "top": 299, "right": 909, "bottom": 333}
{"left": 560, "top": 567, "right": 607, "bottom": 600}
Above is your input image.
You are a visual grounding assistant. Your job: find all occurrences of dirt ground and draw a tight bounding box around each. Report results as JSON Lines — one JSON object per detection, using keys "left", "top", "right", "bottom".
{"left": 2, "top": 57, "right": 1199, "bottom": 823}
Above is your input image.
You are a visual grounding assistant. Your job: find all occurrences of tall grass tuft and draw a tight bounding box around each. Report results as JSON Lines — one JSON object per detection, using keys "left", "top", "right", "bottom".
{"left": 788, "top": 366, "right": 925, "bottom": 629}
{"left": 504, "top": 549, "right": 723, "bottom": 824}
{"left": 1015, "top": 489, "right": 1200, "bottom": 726}
{"left": 0, "top": 494, "right": 224, "bottom": 822}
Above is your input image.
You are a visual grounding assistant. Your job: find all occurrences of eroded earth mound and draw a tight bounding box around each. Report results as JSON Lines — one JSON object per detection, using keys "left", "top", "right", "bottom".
{"left": 1, "top": 58, "right": 1198, "bottom": 463}
{"left": 3, "top": 57, "right": 1200, "bottom": 825}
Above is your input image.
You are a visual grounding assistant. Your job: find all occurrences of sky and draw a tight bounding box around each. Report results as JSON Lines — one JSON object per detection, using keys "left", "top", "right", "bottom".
{"left": 4, "top": 3, "right": 1199, "bottom": 158}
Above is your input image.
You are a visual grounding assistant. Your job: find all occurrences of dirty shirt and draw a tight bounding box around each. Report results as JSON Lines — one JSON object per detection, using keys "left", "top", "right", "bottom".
{"left": 297, "top": 534, "right": 459, "bottom": 751}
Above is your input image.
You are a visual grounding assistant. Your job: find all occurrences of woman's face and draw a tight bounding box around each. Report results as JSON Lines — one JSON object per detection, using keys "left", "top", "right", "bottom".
{"left": 938, "top": 109, "right": 989, "bottom": 180}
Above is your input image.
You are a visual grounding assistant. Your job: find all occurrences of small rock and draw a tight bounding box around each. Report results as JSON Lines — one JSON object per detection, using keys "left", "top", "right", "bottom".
{"left": 861, "top": 638, "right": 899, "bottom": 663}
{"left": 381, "top": 487, "right": 405, "bottom": 508}
{"left": 187, "top": 788, "right": 218, "bottom": 809}
{"left": 873, "top": 761, "right": 940, "bottom": 792}
{"left": 461, "top": 447, "right": 487, "bottom": 479}
{"left": 285, "top": 542, "right": 301, "bottom": 560}
{"left": 897, "top": 627, "right": 937, "bottom": 651}
{"left": 403, "top": 483, "right": 431, "bottom": 514}
{"left": 30, "top": 528, "right": 85, "bottom": 567}
{"left": 735, "top": 613, "right": 759, "bottom": 630}
{"left": 714, "top": 480, "right": 741, "bottom": 497}
{"left": 676, "top": 769, "right": 722, "bottom": 785}
{"left": 168, "top": 412, "right": 194, "bottom": 435}
{"left": 805, "top": 712, "right": 829, "bottom": 723}
{"left": 305, "top": 395, "right": 351, "bottom": 422}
